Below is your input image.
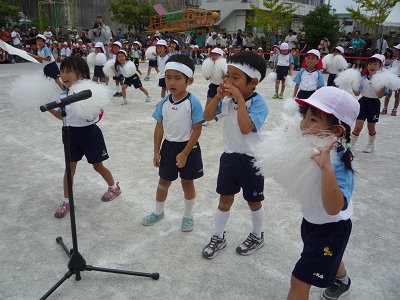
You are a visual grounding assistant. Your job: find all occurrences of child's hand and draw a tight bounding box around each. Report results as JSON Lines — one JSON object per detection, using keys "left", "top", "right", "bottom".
{"left": 216, "top": 81, "right": 227, "bottom": 98}
{"left": 176, "top": 152, "right": 187, "bottom": 168}
{"left": 222, "top": 79, "right": 242, "bottom": 100}
{"left": 153, "top": 153, "right": 161, "bottom": 168}
{"left": 311, "top": 137, "right": 336, "bottom": 169}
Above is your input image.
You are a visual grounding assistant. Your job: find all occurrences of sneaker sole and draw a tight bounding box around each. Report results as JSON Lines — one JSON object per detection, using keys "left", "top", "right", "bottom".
{"left": 236, "top": 240, "right": 265, "bottom": 256}
{"left": 202, "top": 241, "right": 227, "bottom": 259}
{"left": 321, "top": 288, "right": 350, "bottom": 300}
{"left": 141, "top": 214, "right": 165, "bottom": 226}
{"left": 101, "top": 190, "right": 121, "bottom": 202}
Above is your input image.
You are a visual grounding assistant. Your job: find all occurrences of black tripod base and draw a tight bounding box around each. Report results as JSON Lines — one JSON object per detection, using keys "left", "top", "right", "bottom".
{"left": 40, "top": 237, "right": 159, "bottom": 300}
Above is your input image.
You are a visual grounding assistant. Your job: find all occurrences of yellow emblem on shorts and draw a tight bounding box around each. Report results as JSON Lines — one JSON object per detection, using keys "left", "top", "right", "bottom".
{"left": 324, "top": 247, "right": 333, "bottom": 256}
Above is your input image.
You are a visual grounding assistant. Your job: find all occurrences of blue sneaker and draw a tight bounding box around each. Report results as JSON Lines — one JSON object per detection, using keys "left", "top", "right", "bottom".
{"left": 181, "top": 216, "right": 194, "bottom": 232}
{"left": 202, "top": 232, "right": 226, "bottom": 259}
{"left": 121, "top": 99, "right": 127, "bottom": 105}
{"left": 142, "top": 212, "right": 164, "bottom": 226}
{"left": 236, "top": 232, "right": 264, "bottom": 255}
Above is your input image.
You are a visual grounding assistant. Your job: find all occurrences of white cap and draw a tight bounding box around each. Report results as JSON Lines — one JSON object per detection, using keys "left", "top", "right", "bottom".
{"left": 156, "top": 39, "right": 168, "bottom": 47}
{"left": 154, "top": 31, "right": 161, "bottom": 37}
{"left": 394, "top": 44, "right": 400, "bottom": 50}
{"left": 117, "top": 50, "right": 127, "bottom": 56}
{"left": 333, "top": 46, "right": 344, "bottom": 54}
{"left": 280, "top": 43, "right": 289, "bottom": 50}
{"left": 133, "top": 41, "right": 142, "bottom": 47}
{"left": 210, "top": 48, "right": 224, "bottom": 56}
{"left": 369, "top": 54, "right": 385, "bottom": 65}
{"left": 295, "top": 86, "right": 360, "bottom": 126}
{"left": 306, "top": 49, "right": 320, "bottom": 59}
{"left": 36, "top": 34, "right": 46, "bottom": 41}
{"left": 95, "top": 42, "right": 106, "bottom": 53}
{"left": 112, "top": 41, "right": 122, "bottom": 48}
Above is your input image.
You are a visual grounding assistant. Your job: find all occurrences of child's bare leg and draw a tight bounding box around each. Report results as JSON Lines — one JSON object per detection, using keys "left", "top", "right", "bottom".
{"left": 281, "top": 80, "right": 286, "bottom": 93}
{"left": 367, "top": 122, "right": 376, "bottom": 136}
{"left": 275, "top": 80, "right": 280, "bottom": 93}
{"left": 394, "top": 91, "right": 399, "bottom": 109}
{"left": 122, "top": 84, "right": 128, "bottom": 99}
{"left": 156, "top": 177, "right": 172, "bottom": 202}
{"left": 92, "top": 162, "right": 114, "bottom": 186}
{"left": 93, "top": 76, "right": 98, "bottom": 83}
{"left": 156, "top": 67, "right": 160, "bottom": 73}
{"left": 287, "top": 276, "right": 311, "bottom": 300}
{"left": 63, "top": 162, "right": 78, "bottom": 198}
{"left": 137, "top": 68, "right": 142, "bottom": 75}
{"left": 181, "top": 179, "right": 195, "bottom": 200}
{"left": 147, "top": 66, "right": 151, "bottom": 76}
{"left": 139, "top": 86, "right": 149, "bottom": 96}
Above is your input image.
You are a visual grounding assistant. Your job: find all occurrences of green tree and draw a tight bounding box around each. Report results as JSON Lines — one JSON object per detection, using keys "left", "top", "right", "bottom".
{"left": 0, "top": 0, "right": 20, "bottom": 28}
{"left": 246, "top": 0, "right": 297, "bottom": 40}
{"left": 346, "top": 0, "right": 397, "bottom": 37}
{"left": 109, "top": 0, "right": 157, "bottom": 33}
{"left": 301, "top": 4, "right": 340, "bottom": 50}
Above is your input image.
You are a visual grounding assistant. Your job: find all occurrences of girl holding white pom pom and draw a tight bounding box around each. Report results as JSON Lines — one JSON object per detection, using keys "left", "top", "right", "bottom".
{"left": 88, "top": 42, "right": 106, "bottom": 84}
{"left": 381, "top": 44, "right": 400, "bottom": 116}
{"left": 201, "top": 47, "right": 227, "bottom": 126}
{"left": 263, "top": 87, "right": 359, "bottom": 300}
{"left": 350, "top": 54, "right": 386, "bottom": 154}
{"left": 50, "top": 56, "right": 121, "bottom": 219}
{"left": 30, "top": 34, "right": 64, "bottom": 90}
{"left": 114, "top": 50, "right": 151, "bottom": 105}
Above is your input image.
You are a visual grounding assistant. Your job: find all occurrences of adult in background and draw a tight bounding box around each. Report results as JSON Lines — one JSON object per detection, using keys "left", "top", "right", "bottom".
{"left": 376, "top": 35, "right": 388, "bottom": 54}
{"left": 43, "top": 26, "right": 53, "bottom": 46}
{"left": 89, "top": 15, "right": 112, "bottom": 55}
{"left": 285, "top": 29, "right": 297, "bottom": 50}
{"left": 0, "top": 26, "right": 10, "bottom": 44}
{"left": 318, "top": 37, "right": 330, "bottom": 55}
{"left": 298, "top": 32, "right": 307, "bottom": 66}
{"left": 25, "top": 27, "right": 37, "bottom": 47}
{"left": 337, "top": 35, "right": 349, "bottom": 53}
{"left": 362, "top": 32, "right": 373, "bottom": 56}
{"left": 349, "top": 30, "right": 365, "bottom": 55}
{"left": 11, "top": 25, "right": 22, "bottom": 62}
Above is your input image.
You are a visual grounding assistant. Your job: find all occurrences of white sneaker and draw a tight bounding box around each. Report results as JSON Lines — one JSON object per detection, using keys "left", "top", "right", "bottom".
{"left": 363, "top": 142, "right": 374, "bottom": 153}
{"left": 145, "top": 96, "right": 151, "bottom": 102}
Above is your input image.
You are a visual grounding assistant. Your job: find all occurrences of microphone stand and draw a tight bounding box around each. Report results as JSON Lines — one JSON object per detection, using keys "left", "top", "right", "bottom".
{"left": 40, "top": 106, "right": 159, "bottom": 300}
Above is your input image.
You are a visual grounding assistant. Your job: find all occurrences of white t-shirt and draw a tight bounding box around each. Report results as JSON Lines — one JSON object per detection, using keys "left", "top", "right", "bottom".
{"left": 43, "top": 30, "right": 53, "bottom": 44}
{"left": 37, "top": 46, "right": 55, "bottom": 65}
{"left": 157, "top": 54, "right": 171, "bottom": 79}
{"left": 11, "top": 30, "right": 21, "bottom": 46}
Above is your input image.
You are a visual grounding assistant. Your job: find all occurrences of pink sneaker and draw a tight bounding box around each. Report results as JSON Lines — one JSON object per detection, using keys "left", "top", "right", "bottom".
{"left": 54, "top": 202, "right": 70, "bottom": 218}
{"left": 101, "top": 182, "right": 121, "bottom": 202}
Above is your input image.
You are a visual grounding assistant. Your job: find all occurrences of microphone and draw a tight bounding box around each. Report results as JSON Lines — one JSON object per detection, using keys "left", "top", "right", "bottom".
{"left": 40, "top": 90, "right": 92, "bottom": 112}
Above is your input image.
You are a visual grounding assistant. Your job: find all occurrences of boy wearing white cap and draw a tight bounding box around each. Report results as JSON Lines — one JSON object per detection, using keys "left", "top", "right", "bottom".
{"left": 142, "top": 54, "right": 203, "bottom": 231}
{"left": 202, "top": 51, "right": 268, "bottom": 259}
{"left": 30, "top": 34, "right": 63, "bottom": 90}
{"left": 272, "top": 42, "right": 294, "bottom": 99}
{"left": 381, "top": 44, "right": 400, "bottom": 116}
{"left": 293, "top": 49, "right": 325, "bottom": 99}
{"left": 283, "top": 87, "right": 359, "bottom": 300}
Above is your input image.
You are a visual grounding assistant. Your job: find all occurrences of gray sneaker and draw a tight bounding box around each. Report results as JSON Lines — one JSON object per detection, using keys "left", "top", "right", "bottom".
{"left": 321, "top": 278, "right": 351, "bottom": 300}
{"left": 142, "top": 212, "right": 165, "bottom": 226}
{"left": 236, "top": 232, "right": 264, "bottom": 255}
{"left": 144, "top": 76, "right": 150, "bottom": 81}
{"left": 363, "top": 142, "right": 374, "bottom": 153}
{"left": 202, "top": 233, "right": 226, "bottom": 259}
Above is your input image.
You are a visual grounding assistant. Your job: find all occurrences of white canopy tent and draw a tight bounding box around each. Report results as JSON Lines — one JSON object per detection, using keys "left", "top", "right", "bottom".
{"left": 383, "top": 2, "right": 400, "bottom": 27}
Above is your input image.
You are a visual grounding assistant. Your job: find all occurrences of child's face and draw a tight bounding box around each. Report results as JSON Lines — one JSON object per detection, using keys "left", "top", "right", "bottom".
{"left": 396, "top": 49, "right": 400, "bottom": 58}
{"left": 280, "top": 49, "right": 288, "bottom": 54}
{"left": 165, "top": 69, "right": 193, "bottom": 100}
{"left": 305, "top": 54, "right": 318, "bottom": 69}
{"left": 333, "top": 50, "right": 341, "bottom": 56}
{"left": 117, "top": 53, "right": 126, "bottom": 64}
{"left": 225, "top": 65, "right": 256, "bottom": 98}
{"left": 112, "top": 45, "right": 120, "bottom": 53}
{"left": 60, "top": 68, "right": 82, "bottom": 89}
{"left": 367, "top": 59, "right": 381, "bottom": 75}
{"left": 157, "top": 45, "right": 166, "bottom": 54}
{"left": 36, "top": 38, "right": 45, "bottom": 48}
{"left": 300, "top": 107, "right": 331, "bottom": 136}
{"left": 95, "top": 47, "right": 102, "bottom": 53}
{"left": 210, "top": 53, "right": 220, "bottom": 61}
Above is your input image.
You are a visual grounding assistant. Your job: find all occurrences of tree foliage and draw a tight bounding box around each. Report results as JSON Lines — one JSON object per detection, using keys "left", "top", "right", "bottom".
{"left": 301, "top": 4, "right": 340, "bottom": 50}
{"left": 346, "top": 0, "right": 397, "bottom": 37}
{"left": 109, "top": 0, "right": 157, "bottom": 33}
{"left": 246, "top": 0, "right": 296, "bottom": 38}
{"left": 0, "top": 0, "right": 20, "bottom": 28}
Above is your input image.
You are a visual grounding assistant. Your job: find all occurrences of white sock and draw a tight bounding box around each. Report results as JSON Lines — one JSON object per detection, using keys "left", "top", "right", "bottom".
{"left": 63, "top": 197, "right": 69, "bottom": 203}
{"left": 215, "top": 209, "right": 230, "bottom": 239}
{"left": 115, "top": 86, "right": 119, "bottom": 93}
{"left": 154, "top": 201, "right": 165, "bottom": 215}
{"left": 251, "top": 206, "right": 265, "bottom": 239}
{"left": 109, "top": 183, "right": 117, "bottom": 189}
{"left": 337, "top": 272, "right": 349, "bottom": 285}
{"left": 183, "top": 198, "right": 195, "bottom": 218}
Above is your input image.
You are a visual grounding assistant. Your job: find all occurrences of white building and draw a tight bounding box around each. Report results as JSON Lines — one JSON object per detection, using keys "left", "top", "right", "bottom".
{"left": 200, "top": 0, "right": 324, "bottom": 34}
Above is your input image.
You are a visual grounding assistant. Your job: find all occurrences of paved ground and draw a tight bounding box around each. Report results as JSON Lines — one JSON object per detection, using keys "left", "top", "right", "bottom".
{"left": 0, "top": 62, "right": 399, "bottom": 300}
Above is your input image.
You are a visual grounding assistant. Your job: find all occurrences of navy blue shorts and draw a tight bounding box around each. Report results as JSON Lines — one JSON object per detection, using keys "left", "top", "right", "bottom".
{"left": 149, "top": 59, "right": 158, "bottom": 68}
{"left": 113, "top": 74, "right": 124, "bottom": 81}
{"left": 124, "top": 73, "right": 142, "bottom": 89}
{"left": 357, "top": 96, "right": 380, "bottom": 123}
{"left": 94, "top": 65, "right": 105, "bottom": 78}
{"left": 292, "top": 218, "right": 352, "bottom": 288}
{"left": 133, "top": 58, "right": 140, "bottom": 68}
{"left": 327, "top": 74, "right": 337, "bottom": 87}
{"left": 276, "top": 65, "right": 289, "bottom": 81}
{"left": 159, "top": 140, "right": 203, "bottom": 181}
{"left": 69, "top": 124, "right": 109, "bottom": 164}
{"left": 296, "top": 90, "right": 316, "bottom": 99}
{"left": 216, "top": 152, "right": 264, "bottom": 202}
{"left": 43, "top": 61, "right": 60, "bottom": 79}
{"left": 207, "top": 83, "right": 219, "bottom": 99}
{"left": 158, "top": 77, "right": 166, "bottom": 87}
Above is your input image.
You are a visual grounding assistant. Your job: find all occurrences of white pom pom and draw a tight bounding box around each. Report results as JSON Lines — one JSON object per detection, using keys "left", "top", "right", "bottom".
{"left": 9, "top": 74, "right": 61, "bottom": 110}
{"left": 95, "top": 53, "right": 107, "bottom": 66}
{"left": 145, "top": 46, "right": 157, "bottom": 60}
{"left": 103, "top": 59, "right": 115, "bottom": 77}
{"left": 282, "top": 97, "right": 300, "bottom": 115}
{"left": 334, "top": 68, "right": 361, "bottom": 91}
{"left": 371, "top": 68, "right": 400, "bottom": 91}
{"left": 120, "top": 60, "right": 136, "bottom": 77}
{"left": 267, "top": 71, "right": 277, "bottom": 82}
{"left": 322, "top": 54, "right": 333, "bottom": 69}
{"left": 68, "top": 80, "right": 111, "bottom": 120}
{"left": 331, "top": 55, "right": 348, "bottom": 71}
{"left": 285, "top": 74, "right": 293, "bottom": 87}
{"left": 87, "top": 52, "right": 96, "bottom": 65}
{"left": 201, "top": 57, "right": 214, "bottom": 78}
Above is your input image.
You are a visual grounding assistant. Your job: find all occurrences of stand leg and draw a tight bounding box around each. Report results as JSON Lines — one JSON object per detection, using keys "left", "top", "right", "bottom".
{"left": 56, "top": 237, "right": 71, "bottom": 258}
{"left": 40, "top": 271, "right": 73, "bottom": 300}
{"left": 86, "top": 265, "right": 160, "bottom": 280}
